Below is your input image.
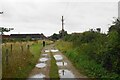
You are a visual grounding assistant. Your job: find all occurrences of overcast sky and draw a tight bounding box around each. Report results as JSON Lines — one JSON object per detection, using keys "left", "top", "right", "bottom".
{"left": 0, "top": 0, "right": 119, "bottom": 36}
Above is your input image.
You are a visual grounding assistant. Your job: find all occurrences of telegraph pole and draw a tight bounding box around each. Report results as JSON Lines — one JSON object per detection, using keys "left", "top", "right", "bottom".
{"left": 59, "top": 16, "right": 67, "bottom": 39}
{"left": 61, "top": 16, "right": 64, "bottom": 30}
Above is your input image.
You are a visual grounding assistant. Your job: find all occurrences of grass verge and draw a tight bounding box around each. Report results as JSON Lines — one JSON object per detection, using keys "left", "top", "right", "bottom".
{"left": 49, "top": 52, "right": 59, "bottom": 79}
{"left": 56, "top": 40, "right": 120, "bottom": 79}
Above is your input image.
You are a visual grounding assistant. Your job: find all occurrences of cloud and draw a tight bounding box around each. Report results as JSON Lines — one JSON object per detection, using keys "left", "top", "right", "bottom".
{"left": 0, "top": 1, "right": 118, "bottom": 36}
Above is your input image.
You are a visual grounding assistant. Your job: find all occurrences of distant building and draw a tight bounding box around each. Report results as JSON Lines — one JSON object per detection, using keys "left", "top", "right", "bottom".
{"left": 2, "top": 35, "right": 10, "bottom": 39}
{"left": 10, "top": 33, "right": 46, "bottom": 40}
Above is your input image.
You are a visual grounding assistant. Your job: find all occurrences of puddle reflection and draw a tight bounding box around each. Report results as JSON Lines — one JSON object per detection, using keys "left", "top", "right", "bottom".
{"left": 54, "top": 55, "right": 63, "bottom": 61}
{"left": 50, "top": 49, "right": 59, "bottom": 52}
{"left": 42, "top": 54, "right": 48, "bottom": 57}
{"left": 59, "top": 69, "right": 75, "bottom": 78}
{"left": 45, "top": 50, "right": 50, "bottom": 53}
{"left": 35, "top": 63, "right": 46, "bottom": 68}
{"left": 30, "top": 73, "right": 45, "bottom": 78}
{"left": 56, "top": 62, "right": 67, "bottom": 66}
{"left": 39, "top": 58, "right": 48, "bottom": 62}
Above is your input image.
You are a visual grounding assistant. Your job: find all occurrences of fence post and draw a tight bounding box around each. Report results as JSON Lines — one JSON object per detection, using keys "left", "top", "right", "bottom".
{"left": 5, "top": 49, "right": 9, "bottom": 66}
{"left": 11, "top": 44, "right": 12, "bottom": 53}
{"left": 21, "top": 45, "right": 23, "bottom": 52}
{"left": 27, "top": 45, "right": 30, "bottom": 50}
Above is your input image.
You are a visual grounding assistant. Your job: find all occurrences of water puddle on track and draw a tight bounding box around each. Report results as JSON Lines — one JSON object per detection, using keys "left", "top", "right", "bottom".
{"left": 35, "top": 63, "right": 46, "bottom": 68}
{"left": 56, "top": 62, "right": 67, "bottom": 66}
{"left": 39, "top": 58, "right": 48, "bottom": 62}
{"left": 59, "top": 69, "right": 75, "bottom": 78}
{"left": 29, "top": 73, "right": 45, "bottom": 78}
{"left": 54, "top": 55, "right": 63, "bottom": 61}
{"left": 50, "top": 49, "right": 59, "bottom": 52}
{"left": 41, "top": 54, "right": 48, "bottom": 57}
{"left": 45, "top": 50, "right": 50, "bottom": 53}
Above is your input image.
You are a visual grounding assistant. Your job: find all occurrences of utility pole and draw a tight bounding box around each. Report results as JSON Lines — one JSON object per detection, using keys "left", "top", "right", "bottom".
{"left": 61, "top": 16, "right": 64, "bottom": 31}
{"left": 59, "top": 16, "right": 67, "bottom": 39}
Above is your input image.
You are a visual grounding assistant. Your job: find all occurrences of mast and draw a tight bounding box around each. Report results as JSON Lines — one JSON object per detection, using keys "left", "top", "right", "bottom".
{"left": 61, "top": 16, "right": 64, "bottom": 30}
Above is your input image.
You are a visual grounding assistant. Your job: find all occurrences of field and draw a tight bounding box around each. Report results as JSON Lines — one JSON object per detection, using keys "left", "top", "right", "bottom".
{"left": 2, "top": 40, "right": 43, "bottom": 78}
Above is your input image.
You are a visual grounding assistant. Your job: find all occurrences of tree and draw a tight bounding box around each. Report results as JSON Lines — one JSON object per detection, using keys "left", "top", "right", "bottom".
{"left": 102, "top": 18, "right": 120, "bottom": 74}
{"left": 50, "top": 33, "right": 60, "bottom": 40}
{"left": 108, "top": 18, "right": 120, "bottom": 34}
{"left": 96, "top": 28, "right": 101, "bottom": 33}
{"left": 0, "top": 27, "right": 14, "bottom": 35}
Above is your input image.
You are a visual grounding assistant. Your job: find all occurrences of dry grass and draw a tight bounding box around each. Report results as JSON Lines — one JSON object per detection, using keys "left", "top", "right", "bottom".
{"left": 2, "top": 41, "right": 42, "bottom": 78}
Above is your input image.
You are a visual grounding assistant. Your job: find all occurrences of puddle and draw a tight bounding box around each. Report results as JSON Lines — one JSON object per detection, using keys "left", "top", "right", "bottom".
{"left": 50, "top": 49, "right": 59, "bottom": 52}
{"left": 59, "top": 69, "right": 75, "bottom": 78}
{"left": 42, "top": 54, "right": 48, "bottom": 57}
{"left": 35, "top": 63, "right": 46, "bottom": 68}
{"left": 45, "top": 50, "right": 50, "bottom": 53}
{"left": 30, "top": 73, "right": 45, "bottom": 78}
{"left": 54, "top": 55, "right": 63, "bottom": 61}
{"left": 2, "top": 43, "right": 5, "bottom": 45}
{"left": 39, "top": 58, "right": 48, "bottom": 62}
{"left": 56, "top": 62, "right": 67, "bottom": 66}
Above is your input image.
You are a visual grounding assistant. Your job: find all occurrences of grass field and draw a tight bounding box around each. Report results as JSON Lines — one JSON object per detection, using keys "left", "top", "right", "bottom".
{"left": 2, "top": 41, "right": 43, "bottom": 78}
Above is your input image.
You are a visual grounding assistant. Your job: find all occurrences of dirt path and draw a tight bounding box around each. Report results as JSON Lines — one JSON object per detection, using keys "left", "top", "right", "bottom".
{"left": 28, "top": 45, "right": 51, "bottom": 79}
{"left": 50, "top": 44, "right": 87, "bottom": 78}
{"left": 28, "top": 44, "right": 87, "bottom": 79}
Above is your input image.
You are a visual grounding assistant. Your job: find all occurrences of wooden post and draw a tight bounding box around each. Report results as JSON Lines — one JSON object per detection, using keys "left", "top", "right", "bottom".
{"left": 11, "top": 44, "right": 12, "bottom": 53}
{"left": 21, "top": 46, "right": 23, "bottom": 52}
{"left": 5, "top": 49, "right": 9, "bottom": 65}
{"left": 27, "top": 45, "right": 30, "bottom": 50}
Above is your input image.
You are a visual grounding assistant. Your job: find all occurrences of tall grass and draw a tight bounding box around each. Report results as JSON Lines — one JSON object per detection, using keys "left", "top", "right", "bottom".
{"left": 2, "top": 41, "right": 43, "bottom": 78}
{"left": 56, "top": 40, "right": 120, "bottom": 79}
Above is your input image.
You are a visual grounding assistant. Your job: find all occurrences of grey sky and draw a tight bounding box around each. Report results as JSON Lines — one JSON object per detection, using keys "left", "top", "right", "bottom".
{"left": 0, "top": 0, "right": 118, "bottom": 36}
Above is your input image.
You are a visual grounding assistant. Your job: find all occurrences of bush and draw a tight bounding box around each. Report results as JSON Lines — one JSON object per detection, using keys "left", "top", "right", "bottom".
{"left": 56, "top": 39, "right": 120, "bottom": 79}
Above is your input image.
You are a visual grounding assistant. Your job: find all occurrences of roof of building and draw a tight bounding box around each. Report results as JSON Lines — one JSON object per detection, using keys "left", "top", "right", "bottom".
{"left": 10, "top": 34, "right": 46, "bottom": 38}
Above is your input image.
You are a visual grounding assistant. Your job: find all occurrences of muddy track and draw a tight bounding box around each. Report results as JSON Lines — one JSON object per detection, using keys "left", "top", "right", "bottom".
{"left": 28, "top": 45, "right": 51, "bottom": 79}
{"left": 28, "top": 44, "right": 87, "bottom": 79}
